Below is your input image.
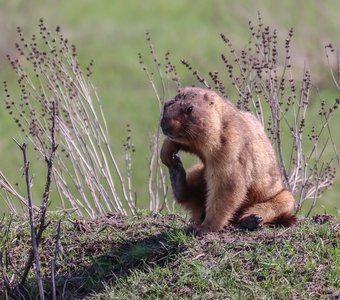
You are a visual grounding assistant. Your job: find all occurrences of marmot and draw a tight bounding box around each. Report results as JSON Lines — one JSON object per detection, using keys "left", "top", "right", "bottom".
{"left": 160, "top": 87, "right": 296, "bottom": 233}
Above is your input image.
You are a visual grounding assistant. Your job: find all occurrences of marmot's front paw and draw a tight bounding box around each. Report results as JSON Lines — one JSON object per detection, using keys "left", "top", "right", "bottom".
{"left": 160, "top": 139, "right": 179, "bottom": 167}
{"left": 171, "top": 154, "right": 183, "bottom": 169}
{"left": 169, "top": 154, "right": 186, "bottom": 200}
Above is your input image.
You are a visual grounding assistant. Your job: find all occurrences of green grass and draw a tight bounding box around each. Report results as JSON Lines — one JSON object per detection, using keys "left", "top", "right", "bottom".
{"left": 0, "top": 213, "right": 339, "bottom": 299}
{"left": 0, "top": 1, "right": 339, "bottom": 214}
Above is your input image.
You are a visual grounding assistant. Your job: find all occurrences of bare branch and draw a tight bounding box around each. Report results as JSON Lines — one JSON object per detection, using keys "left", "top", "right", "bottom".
{"left": 18, "top": 143, "right": 45, "bottom": 299}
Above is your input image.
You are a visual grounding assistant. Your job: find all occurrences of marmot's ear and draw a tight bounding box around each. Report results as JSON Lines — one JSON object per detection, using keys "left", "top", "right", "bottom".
{"left": 203, "top": 91, "right": 217, "bottom": 105}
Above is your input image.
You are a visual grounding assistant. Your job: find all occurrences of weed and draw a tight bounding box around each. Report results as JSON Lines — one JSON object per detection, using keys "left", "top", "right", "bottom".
{"left": 2, "top": 19, "right": 136, "bottom": 218}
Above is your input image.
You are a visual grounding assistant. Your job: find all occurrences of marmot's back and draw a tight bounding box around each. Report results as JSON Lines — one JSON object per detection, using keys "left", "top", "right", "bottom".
{"left": 237, "top": 111, "right": 284, "bottom": 197}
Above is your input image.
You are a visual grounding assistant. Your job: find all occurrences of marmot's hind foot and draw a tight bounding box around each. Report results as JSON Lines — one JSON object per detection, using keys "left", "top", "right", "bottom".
{"left": 237, "top": 214, "right": 263, "bottom": 231}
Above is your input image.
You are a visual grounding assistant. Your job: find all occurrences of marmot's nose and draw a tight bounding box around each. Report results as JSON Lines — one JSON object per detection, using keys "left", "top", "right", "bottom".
{"left": 160, "top": 117, "right": 171, "bottom": 135}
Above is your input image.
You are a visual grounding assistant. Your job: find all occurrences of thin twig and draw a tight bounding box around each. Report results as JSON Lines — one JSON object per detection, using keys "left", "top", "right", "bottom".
{"left": 17, "top": 142, "right": 45, "bottom": 299}
{"left": 21, "top": 102, "right": 58, "bottom": 288}
{"left": 51, "top": 220, "right": 61, "bottom": 300}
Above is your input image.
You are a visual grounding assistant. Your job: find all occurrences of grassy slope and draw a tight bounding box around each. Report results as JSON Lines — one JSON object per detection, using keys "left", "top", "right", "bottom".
{"left": 0, "top": 0, "right": 339, "bottom": 214}
{"left": 0, "top": 213, "right": 339, "bottom": 299}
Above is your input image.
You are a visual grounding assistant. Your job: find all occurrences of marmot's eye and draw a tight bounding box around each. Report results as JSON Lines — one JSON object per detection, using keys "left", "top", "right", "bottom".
{"left": 184, "top": 106, "right": 194, "bottom": 115}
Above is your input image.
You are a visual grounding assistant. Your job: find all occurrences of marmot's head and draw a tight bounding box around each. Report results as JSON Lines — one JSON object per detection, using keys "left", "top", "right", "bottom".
{"left": 161, "top": 87, "right": 225, "bottom": 147}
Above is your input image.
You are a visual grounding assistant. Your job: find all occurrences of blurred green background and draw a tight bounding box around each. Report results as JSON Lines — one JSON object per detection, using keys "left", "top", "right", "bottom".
{"left": 0, "top": 0, "right": 339, "bottom": 215}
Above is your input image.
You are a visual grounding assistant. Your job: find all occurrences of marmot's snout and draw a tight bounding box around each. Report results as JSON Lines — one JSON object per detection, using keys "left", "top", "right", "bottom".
{"left": 160, "top": 115, "right": 171, "bottom": 135}
{"left": 161, "top": 100, "right": 180, "bottom": 137}
{"left": 161, "top": 115, "right": 181, "bottom": 138}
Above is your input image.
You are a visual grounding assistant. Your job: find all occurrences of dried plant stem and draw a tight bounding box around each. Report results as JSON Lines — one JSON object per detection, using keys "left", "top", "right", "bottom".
{"left": 51, "top": 220, "right": 61, "bottom": 300}
{"left": 17, "top": 142, "right": 45, "bottom": 299}
{"left": 20, "top": 102, "right": 58, "bottom": 289}
{"left": 0, "top": 170, "right": 35, "bottom": 210}
{"left": 140, "top": 39, "right": 171, "bottom": 212}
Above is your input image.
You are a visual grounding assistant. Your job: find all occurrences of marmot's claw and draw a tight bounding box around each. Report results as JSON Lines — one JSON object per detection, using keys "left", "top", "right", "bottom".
{"left": 237, "top": 214, "right": 263, "bottom": 231}
{"left": 172, "top": 154, "right": 183, "bottom": 168}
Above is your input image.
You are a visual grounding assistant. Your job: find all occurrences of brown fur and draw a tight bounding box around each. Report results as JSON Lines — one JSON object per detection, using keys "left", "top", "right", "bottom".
{"left": 160, "top": 87, "right": 296, "bottom": 233}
